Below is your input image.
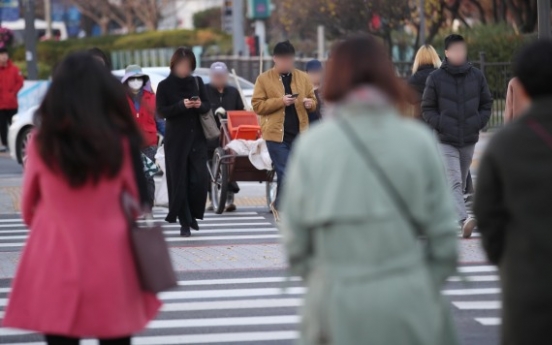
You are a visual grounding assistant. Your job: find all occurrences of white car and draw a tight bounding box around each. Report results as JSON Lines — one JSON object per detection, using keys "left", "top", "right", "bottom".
{"left": 9, "top": 67, "right": 255, "bottom": 164}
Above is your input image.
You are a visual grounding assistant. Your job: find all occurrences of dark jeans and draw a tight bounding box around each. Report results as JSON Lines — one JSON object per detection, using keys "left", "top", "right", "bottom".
{"left": 266, "top": 140, "right": 293, "bottom": 209}
{"left": 142, "top": 145, "right": 158, "bottom": 208}
{"left": 45, "top": 335, "right": 131, "bottom": 345}
{"left": 0, "top": 109, "right": 17, "bottom": 147}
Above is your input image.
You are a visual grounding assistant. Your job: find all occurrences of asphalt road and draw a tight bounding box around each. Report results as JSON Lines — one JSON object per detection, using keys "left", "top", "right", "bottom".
{"left": 0, "top": 154, "right": 22, "bottom": 176}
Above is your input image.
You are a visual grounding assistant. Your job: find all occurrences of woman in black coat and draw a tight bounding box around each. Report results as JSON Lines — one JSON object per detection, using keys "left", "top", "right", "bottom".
{"left": 156, "top": 47, "right": 210, "bottom": 237}
{"left": 407, "top": 44, "right": 441, "bottom": 118}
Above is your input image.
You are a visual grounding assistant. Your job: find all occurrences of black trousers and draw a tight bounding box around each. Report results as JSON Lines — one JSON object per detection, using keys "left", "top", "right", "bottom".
{"left": 45, "top": 335, "right": 131, "bottom": 345}
{"left": 142, "top": 145, "right": 158, "bottom": 208}
{"left": 0, "top": 109, "right": 17, "bottom": 147}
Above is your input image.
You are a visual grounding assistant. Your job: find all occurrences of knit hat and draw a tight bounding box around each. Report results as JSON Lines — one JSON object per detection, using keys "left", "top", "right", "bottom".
{"left": 306, "top": 59, "right": 323, "bottom": 72}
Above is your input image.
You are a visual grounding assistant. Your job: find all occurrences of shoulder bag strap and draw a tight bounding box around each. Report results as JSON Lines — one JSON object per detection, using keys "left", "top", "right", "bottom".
{"left": 338, "top": 119, "right": 425, "bottom": 239}
{"left": 527, "top": 118, "right": 552, "bottom": 150}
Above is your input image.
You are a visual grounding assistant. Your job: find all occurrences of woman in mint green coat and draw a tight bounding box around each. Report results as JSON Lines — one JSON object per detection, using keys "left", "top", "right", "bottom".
{"left": 281, "top": 36, "right": 459, "bottom": 345}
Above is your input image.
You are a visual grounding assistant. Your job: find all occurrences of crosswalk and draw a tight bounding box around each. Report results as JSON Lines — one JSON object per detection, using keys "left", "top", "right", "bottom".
{"left": 0, "top": 209, "right": 482, "bottom": 252}
{"left": 0, "top": 264, "right": 500, "bottom": 344}
{"left": 0, "top": 209, "right": 498, "bottom": 344}
{"left": 0, "top": 210, "right": 279, "bottom": 251}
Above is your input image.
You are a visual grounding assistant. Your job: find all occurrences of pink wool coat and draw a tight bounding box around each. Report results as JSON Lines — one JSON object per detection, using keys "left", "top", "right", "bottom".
{"left": 3, "top": 136, "right": 161, "bottom": 338}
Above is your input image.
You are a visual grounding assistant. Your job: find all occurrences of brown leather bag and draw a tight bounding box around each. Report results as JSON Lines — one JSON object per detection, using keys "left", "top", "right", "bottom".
{"left": 121, "top": 192, "right": 177, "bottom": 293}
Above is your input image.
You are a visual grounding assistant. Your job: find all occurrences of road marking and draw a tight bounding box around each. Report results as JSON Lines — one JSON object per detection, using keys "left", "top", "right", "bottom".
{"left": 442, "top": 288, "right": 501, "bottom": 296}
{"left": 448, "top": 275, "right": 499, "bottom": 282}
{"left": 452, "top": 301, "right": 501, "bottom": 310}
{"left": 148, "top": 315, "right": 299, "bottom": 328}
{"left": 159, "top": 287, "right": 306, "bottom": 300}
{"left": 162, "top": 222, "right": 273, "bottom": 228}
{"left": 161, "top": 298, "right": 303, "bottom": 312}
{"left": 0, "top": 315, "right": 301, "bottom": 336}
{"left": 0, "top": 228, "right": 278, "bottom": 235}
{"left": 0, "top": 222, "right": 274, "bottom": 229}
{"left": 475, "top": 317, "right": 501, "bottom": 326}
{"left": 5, "top": 331, "right": 300, "bottom": 345}
{"left": 457, "top": 265, "right": 497, "bottom": 273}
{"left": 164, "top": 234, "right": 281, "bottom": 242}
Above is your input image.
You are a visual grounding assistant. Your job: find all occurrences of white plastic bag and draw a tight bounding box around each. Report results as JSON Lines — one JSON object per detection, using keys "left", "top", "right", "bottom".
{"left": 154, "top": 145, "right": 169, "bottom": 207}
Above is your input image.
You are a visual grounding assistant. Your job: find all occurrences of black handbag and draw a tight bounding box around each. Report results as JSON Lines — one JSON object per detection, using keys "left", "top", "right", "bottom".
{"left": 338, "top": 119, "right": 431, "bottom": 258}
{"left": 121, "top": 192, "right": 177, "bottom": 293}
{"left": 194, "top": 77, "right": 221, "bottom": 140}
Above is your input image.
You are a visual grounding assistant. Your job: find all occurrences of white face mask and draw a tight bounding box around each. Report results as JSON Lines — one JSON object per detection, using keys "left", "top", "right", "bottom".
{"left": 128, "top": 78, "right": 144, "bottom": 91}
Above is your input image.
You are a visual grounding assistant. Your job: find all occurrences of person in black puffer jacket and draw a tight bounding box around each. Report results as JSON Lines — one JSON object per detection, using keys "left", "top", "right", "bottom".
{"left": 408, "top": 44, "right": 441, "bottom": 118}
{"left": 422, "top": 34, "right": 492, "bottom": 238}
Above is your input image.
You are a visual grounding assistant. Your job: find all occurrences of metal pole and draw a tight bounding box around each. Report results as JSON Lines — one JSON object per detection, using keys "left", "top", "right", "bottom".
{"left": 419, "top": 0, "right": 426, "bottom": 45}
{"left": 254, "top": 19, "right": 266, "bottom": 56}
{"left": 44, "top": 0, "right": 52, "bottom": 39}
{"left": 317, "top": 25, "right": 324, "bottom": 60}
{"left": 23, "top": 0, "right": 38, "bottom": 80}
{"left": 232, "top": 0, "right": 246, "bottom": 56}
{"left": 538, "top": 0, "right": 551, "bottom": 39}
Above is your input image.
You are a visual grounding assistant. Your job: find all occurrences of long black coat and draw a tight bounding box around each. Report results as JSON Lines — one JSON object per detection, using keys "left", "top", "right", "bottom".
{"left": 422, "top": 60, "right": 493, "bottom": 147}
{"left": 473, "top": 99, "right": 552, "bottom": 345}
{"left": 156, "top": 74, "right": 210, "bottom": 226}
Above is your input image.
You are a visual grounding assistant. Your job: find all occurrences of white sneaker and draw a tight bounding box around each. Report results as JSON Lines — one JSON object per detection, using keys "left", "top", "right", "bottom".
{"left": 462, "top": 217, "right": 477, "bottom": 239}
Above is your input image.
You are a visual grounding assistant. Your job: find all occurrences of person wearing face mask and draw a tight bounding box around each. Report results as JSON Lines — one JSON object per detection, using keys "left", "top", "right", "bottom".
{"left": 122, "top": 65, "right": 159, "bottom": 208}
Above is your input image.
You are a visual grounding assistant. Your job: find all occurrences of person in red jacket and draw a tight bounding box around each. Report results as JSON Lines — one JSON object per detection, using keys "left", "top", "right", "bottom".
{"left": 0, "top": 47, "right": 24, "bottom": 152}
{"left": 122, "top": 65, "right": 160, "bottom": 207}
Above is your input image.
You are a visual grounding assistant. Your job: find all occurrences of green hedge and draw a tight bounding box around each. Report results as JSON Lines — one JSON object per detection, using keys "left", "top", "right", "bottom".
{"left": 11, "top": 29, "right": 230, "bottom": 73}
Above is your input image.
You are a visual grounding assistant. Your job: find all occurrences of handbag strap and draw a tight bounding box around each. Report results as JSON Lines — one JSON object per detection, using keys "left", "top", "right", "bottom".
{"left": 527, "top": 118, "right": 552, "bottom": 151}
{"left": 338, "top": 119, "right": 425, "bottom": 239}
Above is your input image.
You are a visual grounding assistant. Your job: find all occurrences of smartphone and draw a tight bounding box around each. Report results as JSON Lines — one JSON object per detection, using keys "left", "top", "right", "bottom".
{"left": 291, "top": 93, "right": 299, "bottom": 98}
{"left": 190, "top": 96, "right": 199, "bottom": 101}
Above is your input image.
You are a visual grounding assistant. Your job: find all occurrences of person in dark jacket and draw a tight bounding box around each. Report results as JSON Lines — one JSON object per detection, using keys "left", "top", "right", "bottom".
{"left": 305, "top": 59, "right": 323, "bottom": 123}
{"left": 205, "top": 61, "right": 244, "bottom": 212}
{"left": 473, "top": 40, "right": 552, "bottom": 345}
{"left": 422, "top": 34, "right": 492, "bottom": 238}
{"left": 408, "top": 44, "right": 441, "bottom": 119}
{"left": 0, "top": 47, "right": 24, "bottom": 152}
{"left": 156, "top": 47, "right": 210, "bottom": 237}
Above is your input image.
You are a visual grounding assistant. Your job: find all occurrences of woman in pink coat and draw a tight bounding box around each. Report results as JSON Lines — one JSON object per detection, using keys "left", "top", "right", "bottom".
{"left": 2, "top": 53, "right": 161, "bottom": 345}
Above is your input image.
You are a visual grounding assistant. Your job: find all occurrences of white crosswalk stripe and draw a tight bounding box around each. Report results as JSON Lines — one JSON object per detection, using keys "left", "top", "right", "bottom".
{"left": 0, "top": 263, "right": 501, "bottom": 344}
{"left": 0, "top": 211, "right": 484, "bottom": 250}
{"left": 0, "top": 209, "right": 500, "bottom": 343}
{"left": 0, "top": 211, "right": 280, "bottom": 250}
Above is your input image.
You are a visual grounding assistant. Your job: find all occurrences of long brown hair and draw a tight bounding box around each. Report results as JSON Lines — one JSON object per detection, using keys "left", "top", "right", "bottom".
{"left": 36, "top": 52, "right": 143, "bottom": 188}
{"left": 323, "top": 35, "right": 411, "bottom": 111}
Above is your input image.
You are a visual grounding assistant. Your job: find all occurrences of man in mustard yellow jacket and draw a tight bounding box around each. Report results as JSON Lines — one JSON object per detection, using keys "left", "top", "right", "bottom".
{"left": 252, "top": 41, "right": 317, "bottom": 217}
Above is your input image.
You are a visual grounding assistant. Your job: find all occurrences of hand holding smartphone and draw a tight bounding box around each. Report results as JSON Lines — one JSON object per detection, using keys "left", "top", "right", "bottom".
{"left": 190, "top": 96, "right": 199, "bottom": 101}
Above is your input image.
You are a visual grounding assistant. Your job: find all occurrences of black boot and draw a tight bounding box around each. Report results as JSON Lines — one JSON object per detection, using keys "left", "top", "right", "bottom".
{"left": 190, "top": 218, "right": 200, "bottom": 231}
{"left": 180, "top": 225, "right": 191, "bottom": 237}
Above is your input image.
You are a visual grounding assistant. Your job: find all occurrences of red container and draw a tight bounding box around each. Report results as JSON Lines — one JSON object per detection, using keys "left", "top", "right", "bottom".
{"left": 227, "top": 111, "right": 261, "bottom": 140}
